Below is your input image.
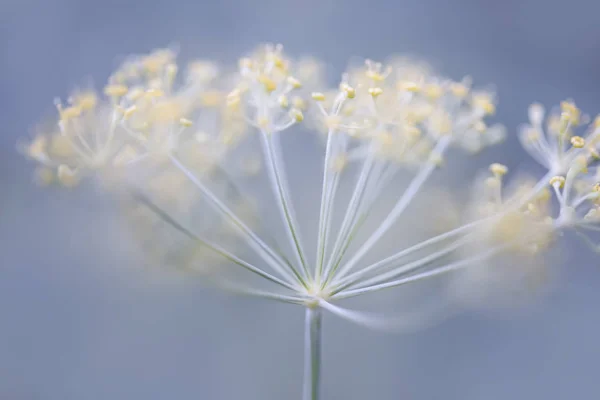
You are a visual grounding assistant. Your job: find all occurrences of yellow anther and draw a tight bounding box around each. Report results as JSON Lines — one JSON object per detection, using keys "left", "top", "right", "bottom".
{"left": 424, "top": 84, "right": 443, "bottom": 100}
{"left": 75, "top": 92, "right": 98, "bottom": 111}
{"left": 57, "top": 165, "right": 79, "bottom": 187}
{"left": 122, "top": 105, "right": 138, "bottom": 119}
{"left": 525, "top": 128, "right": 541, "bottom": 142}
{"left": 278, "top": 95, "right": 289, "bottom": 108}
{"left": 58, "top": 106, "right": 82, "bottom": 120}
{"left": 179, "top": 118, "right": 193, "bottom": 127}
{"left": 128, "top": 87, "right": 145, "bottom": 102}
{"left": 489, "top": 163, "right": 508, "bottom": 177}
{"left": 368, "top": 87, "right": 383, "bottom": 98}
{"left": 239, "top": 57, "right": 253, "bottom": 70}
{"left": 200, "top": 90, "right": 223, "bottom": 107}
{"left": 145, "top": 88, "right": 165, "bottom": 98}
{"left": 257, "top": 116, "right": 270, "bottom": 129}
{"left": 104, "top": 84, "right": 128, "bottom": 98}
{"left": 166, "top": 63, "right": 178, "bottom": 80}
{"left": 560, "top": 100, "right": 581, "bottom": 125}
{"left": 472, "top": 94, "right": 496, "bottom": 115}
{"left": 331, "top": 154, "right": 348, "bottom": 172}
{"left": 289, "top": 108, "right": 304, "bottom": 123}
{"left": 588, "top": 147, "right": 600, "bottom": 160}
{"left": 287, "top": 76, "right": 302, "bottom": 89}
{"left": 226, "top": 90, "right": 241, "bottom": 108}
{"left": 325, "top": 115, "right": 341, "bottom": 129}
{"left": 473, "top": 120, "right": 487, "bottom": 133}
{"left": 366, "top": 70, "right": 385, "bottom": 82}
{"left": 593, "top": 183, "right": 600, "bottom": 193}
{"left": 573, "top": 154, "right": 589, "bottom": 173}
{"left": 484, "top": 176, "right": 501, "bottom": 190}
{"left": 311, "top": 92, "right": 326, "bottom": 101}
{"left": 594, "top": 115, "right": 600, "bottom": 129}
{"left": 449, "top": 82, "right": 469, "bottom": 98}
{"left": 258, "top": 74, "right": 277, "bottom": 93}
{"left": 405, "top": 124, "right": 421, "bottom": 138}
{"left": 571, "top": 136, "right": 585, "bottom": 148}
{"left": 341, "top": 84, "right": 356, "bottom": 99}
{"left": 291, "top": 96, "right": 306, "bottom": 110}
{"left": 549, "top": 176, "right": 566, "bottom": 188}
{"left": 27, "top": 136, "right": 47, "bottom": 158}
{"left": 397, "top": 81, "right": 420, "bottom": 92}
{"left": 428, "top": 152, "right": 444, "bottom": 167}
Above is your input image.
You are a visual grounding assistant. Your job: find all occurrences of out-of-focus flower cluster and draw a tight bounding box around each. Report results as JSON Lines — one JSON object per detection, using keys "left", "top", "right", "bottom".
{"left": 19, "top": 44, "right": 600, "bottom": 330}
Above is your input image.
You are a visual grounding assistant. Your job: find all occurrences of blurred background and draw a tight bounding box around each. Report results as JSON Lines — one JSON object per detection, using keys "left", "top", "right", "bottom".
{"left": 1, "top": 0, "right": 600, "bottom": 398}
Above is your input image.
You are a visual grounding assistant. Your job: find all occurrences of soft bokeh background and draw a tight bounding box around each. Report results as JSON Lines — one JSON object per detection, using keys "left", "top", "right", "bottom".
{"left": 2, "top": 0, "right": 600, "bottom": 398}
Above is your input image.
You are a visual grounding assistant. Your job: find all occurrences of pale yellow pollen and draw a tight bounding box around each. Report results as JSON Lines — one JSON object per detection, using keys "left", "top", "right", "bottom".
{"left": 104, "top": 84, "right": 128, "bottom": 98}
{"left": 122, "top": 105, "right": 138, "bottom": 119}
{"left": 226, "top": 90, "right": 241, "bottom": 108}
{"left": 179, "top": 118, "right": 193, "bottom": 127}
{"left": 291, "top": 96, "right": 306, "bottom": 110}
{"left": 311, "top": 92, "right": 326, "bottom": 102}
{"left": 560, "top": 100, "right": 581, "bottom": 125}
{"left": 594, "top": 115, "right": 600, "bottom": 129}
{"left": 340, "top": 83, "right": 356, "bottom": 99}
{"left": 588, "top": 147, "right": 600, "bottom": 160}
{"left": 366, "top": 70, "right": 385, "bottom": 82}
{"left": 473, "top": 120, "right": 487, "bottom": 133}
{"left": 573, "top": 154, "right": 589, "bottom": 173}
{"left": 397, "top": 80, "right": 421, "bottom": 92}
{"left": 368, "top": 87, "right": 383, "bottom": 98}
{"left": 199, "top": 90, "right": 223, "bottom": 107}
{"left": 550, "top": 175, "right": 566, "bottom": 188}
{"left": 525, "top": 128, "right": 541, "bottom": 142}
{"left": 239, "top": 57, "right": 253, "bottom": 70}
{"left": 145, "top": 88, "right": 165, "bottom": 98}
{"left": 58, "top": 106, "right": 82, "bottom": 121}
{"left": 449, "top": 82, "right": 469, "bottom": 98}
{"left": 472, "top": 94, "right": 496, "bottom": 115}
{"left": 325, "top": 115, "right": 341, "bottom": 130}
{"left": 57, "top": 165, "right": 79, "bottom": 187}
{"left": 289, "top": 108, "right": 304, "bottom": 123}
{"left": 74, "top": 92, "right": 98, "bottom": 111}
{"left": 278, "top": 95, "right": 289, "bottom": 108}
{"left": 570, "top": 135, "right": 585, "bottom": 148}
{"left": 424, "top": 84, "right": 443, "bottom": 100}
{"left": 258, "top": 74, "right": 277, "bottom": 93}
{"left": 428, "top": 151, "right": 444, "bottom": 166}
{"left": 489, "top": 163, "right": 508, "bottom": 177}
{"left": 331, "top": 154, "right": 348, "bottom": 172}
{"left": 27, "top": 136, "right": 47, "bottom": 158}
{"left": 593, "top": 183, "right": 600, "bottom": 193}
{"left": 286, "top": 76, "right": 302, "bottom": 89}
{"left": 49, "top": 135, "right": 74, "bottom": 158}
{"left": 257, "top": 116, "right": 270, "bottom": 129}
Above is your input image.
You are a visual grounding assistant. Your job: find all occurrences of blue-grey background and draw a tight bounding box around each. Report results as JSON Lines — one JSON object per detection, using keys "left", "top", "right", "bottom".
{"left": 1, "top": 0, "right": 600, "bottom": 398}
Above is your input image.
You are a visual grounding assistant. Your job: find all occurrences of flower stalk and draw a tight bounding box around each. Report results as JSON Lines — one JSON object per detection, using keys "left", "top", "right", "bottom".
{"left": 303, "top": 307, "right": 323, "bottom": 400}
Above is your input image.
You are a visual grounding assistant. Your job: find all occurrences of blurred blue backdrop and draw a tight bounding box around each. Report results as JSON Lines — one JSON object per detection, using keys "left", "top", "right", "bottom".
{"left": 1, "top": 0, "right": 600, "bottom": 399}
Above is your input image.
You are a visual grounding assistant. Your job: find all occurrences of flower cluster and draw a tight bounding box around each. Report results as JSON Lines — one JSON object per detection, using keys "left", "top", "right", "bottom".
{"left": 20, "top": 44, "right": 600, "bottom": 326}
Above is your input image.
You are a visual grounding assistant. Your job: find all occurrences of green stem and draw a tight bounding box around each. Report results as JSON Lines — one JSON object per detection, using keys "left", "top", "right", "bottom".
{"left": 302, "top": 307, "right": 322, "bottom": 400}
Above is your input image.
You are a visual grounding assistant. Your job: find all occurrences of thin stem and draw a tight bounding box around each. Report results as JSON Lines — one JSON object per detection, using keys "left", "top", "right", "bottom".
{"left": 315, "top": 129, "right": 339, "bottom": 282}
{"left": 302, "top": 307, "right": 322, "bottom": 400}
{"left": 333, "top": 235, "right": 469, "bottom": 294}
{"left": 333, "top": 243, "right": 508, "bottom": 300}
{"left": 336, "top": 137, "right": 452, "bottom": 279}
{"left": 260, "top": 131, "right": 311, "bottom": 280}
{"left": 170, "top": 155, "right": 304, "bottom": 287}
{"left": 131, "top": 189, "right": 298, "bottom": 291}
{"left": 322, "top": 153, "right": 376, "bottom": 281}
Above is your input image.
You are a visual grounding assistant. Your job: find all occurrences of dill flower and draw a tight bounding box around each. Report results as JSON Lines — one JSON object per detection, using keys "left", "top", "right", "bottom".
{"left": 20, "top": 44, "right": 600, "bottom": 400}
